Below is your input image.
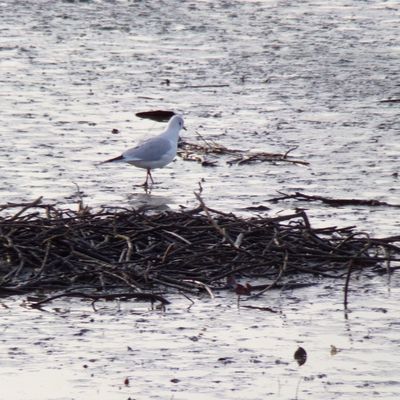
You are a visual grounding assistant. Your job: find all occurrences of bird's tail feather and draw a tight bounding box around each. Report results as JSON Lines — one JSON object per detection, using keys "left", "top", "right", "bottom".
{"left": 99, "top": 155, "right": 124, "bottom": 164}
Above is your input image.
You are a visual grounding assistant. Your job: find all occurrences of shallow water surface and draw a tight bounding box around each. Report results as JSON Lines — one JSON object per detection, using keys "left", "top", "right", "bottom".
{"left": 0, "top": 0, "right": 399, "bottom": 398}
{"left": 0, "top": 0, "right": 399, "bottom": 235}
{"left": 1, "top": 275, "right": 399, "bottom": 400}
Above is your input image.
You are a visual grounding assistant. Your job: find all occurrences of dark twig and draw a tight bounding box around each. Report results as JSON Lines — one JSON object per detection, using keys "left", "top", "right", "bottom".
{"left": 178, "top": 140, "right": 309, "bottom": 167}
{"left": 30, "top": 291, "right": 170, "bottom": 309}
{"left": 269, "top": 191, "right": 400, "bottom": 208}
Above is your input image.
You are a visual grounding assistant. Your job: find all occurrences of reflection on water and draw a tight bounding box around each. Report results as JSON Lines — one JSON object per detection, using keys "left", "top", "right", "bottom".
{"left": 126, "top": 192, "right": 173, "bottom": 212}
{"left": 0, "top": 275, "right": 399, "bottom": 400}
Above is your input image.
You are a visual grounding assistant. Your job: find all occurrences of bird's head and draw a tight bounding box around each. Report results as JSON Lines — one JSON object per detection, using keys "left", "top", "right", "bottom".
{"left": 169, "top": 115, "right": 186, "bottom": 131}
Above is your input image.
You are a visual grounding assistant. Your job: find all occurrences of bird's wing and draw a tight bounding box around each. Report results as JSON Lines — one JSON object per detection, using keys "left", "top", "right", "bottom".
{"left": 122, "top": 136, "right": 172, "bottom": 162}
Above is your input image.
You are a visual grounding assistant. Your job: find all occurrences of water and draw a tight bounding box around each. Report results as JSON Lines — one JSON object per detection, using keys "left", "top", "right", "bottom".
{"left": 1, "top": 275, "right": 399, "bottom": 400}
{"left": 0, "top": 1, "right": 399, "bottom": 398}
{"left": 1, "top": 0, "right": 399, "bottom": 235}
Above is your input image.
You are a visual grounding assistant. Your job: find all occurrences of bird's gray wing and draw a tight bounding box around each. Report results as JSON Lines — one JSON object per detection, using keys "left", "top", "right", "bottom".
{"left": 123, "top": 137, "right": 172, "bottom": 162}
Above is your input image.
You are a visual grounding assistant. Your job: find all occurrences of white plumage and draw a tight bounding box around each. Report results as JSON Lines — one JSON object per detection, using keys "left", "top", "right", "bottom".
{"left": 102, "top": 115, "right": 185, "bottom": 187}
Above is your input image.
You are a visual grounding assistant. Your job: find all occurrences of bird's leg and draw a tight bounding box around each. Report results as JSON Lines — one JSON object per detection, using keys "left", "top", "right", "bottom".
{"left": 142, "top": 172, "right": 149, "bottom": 187}
{"left": 148, "top": 169, "right": 155, "bottom": 184}
{"left": 142, "top": 169, "right": 154, "bottom": 187}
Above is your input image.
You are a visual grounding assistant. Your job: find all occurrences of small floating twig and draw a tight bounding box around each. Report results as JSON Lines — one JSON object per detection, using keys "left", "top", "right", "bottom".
{"left": 269, "top": 191, "right": 400, "bottom": 208}
{"left": 29, "top": 291, "right": 170, "bottom": 309}
{"left": 184, "top": 84, "right": 230, "bottom": 89}
{"left": 379, "top": 98, "right": 400, "bottom": 104}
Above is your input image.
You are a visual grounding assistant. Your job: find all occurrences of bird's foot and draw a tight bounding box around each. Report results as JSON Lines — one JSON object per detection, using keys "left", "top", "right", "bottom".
{"left": 141, "top": 180, "right": 153, "bottom": 194}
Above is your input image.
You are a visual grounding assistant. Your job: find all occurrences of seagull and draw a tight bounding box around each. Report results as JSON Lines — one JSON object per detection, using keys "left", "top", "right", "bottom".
{"left": 102, "top": 115, "right": 185, "bottom": 187}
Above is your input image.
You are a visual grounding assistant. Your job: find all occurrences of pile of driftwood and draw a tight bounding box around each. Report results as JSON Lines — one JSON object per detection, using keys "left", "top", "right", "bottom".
{"left": 0, "top": 196, "right": 399, "bottom": 307}
{"left": 178, "top": 139, "right": 309, "bottom": 167}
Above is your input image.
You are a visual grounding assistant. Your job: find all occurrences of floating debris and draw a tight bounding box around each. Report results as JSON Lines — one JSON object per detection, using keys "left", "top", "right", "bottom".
{"left": 0, "top": 196, "right": 398, "bottom": 305}
{"left": 269, "top": 191, "right": 400, "bottom": 208}
{"left": 135, "top": 110, "right": 176, "bottom": 122}
{"left": 294, "top": 346, "right": 307, "bottom": 366}
{"left": 178, "top": 139, "right": 308, "bottom": 167}
{"left": 379, "top": 98, "right": 400, "bottom": 104}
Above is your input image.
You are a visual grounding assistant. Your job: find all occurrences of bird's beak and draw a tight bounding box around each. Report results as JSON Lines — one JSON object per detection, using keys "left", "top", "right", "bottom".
{"left": 183, "top": 126, "right": 187, "bottom": 131}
